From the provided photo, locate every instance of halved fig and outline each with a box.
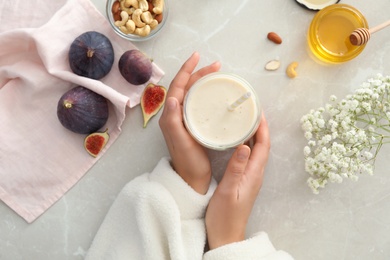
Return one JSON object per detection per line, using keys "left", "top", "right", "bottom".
{"left": 84, "top": 129, "right": 109, "bottom": 157}
{"left": 295, "top": 0, "right": 340, "bottom": 11}
{"left": 141, "top": 83, "right": 166, "bottom": 128}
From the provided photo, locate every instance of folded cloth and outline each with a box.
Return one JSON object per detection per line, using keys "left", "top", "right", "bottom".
{"left": 0, "top": 0, "right": 164, "bottom": 223}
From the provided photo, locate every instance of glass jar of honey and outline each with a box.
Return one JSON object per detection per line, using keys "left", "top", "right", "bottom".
{"left": 307, "top": 4, "right": 368, "bottom": 64}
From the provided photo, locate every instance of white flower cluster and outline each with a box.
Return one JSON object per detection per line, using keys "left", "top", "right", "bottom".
{"left": 300, "top": 74, "right": 390, "bottom": 194}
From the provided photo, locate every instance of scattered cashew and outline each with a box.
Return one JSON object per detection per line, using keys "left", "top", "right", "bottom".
{"left": 152, "top": 0, "right": 164, "bottom": 14}
{"left": 286, "top": 62, "right": 298, "bottom": 78}
{"left": 132, "top": 9, "right": 146, "bottom": 28}
{"left": 138, "top": 0, "right": 149, "bottom": 11}
{"left": 114, "top": 11, "right": 129, "bottom": 27}
{"left": 134, "top": 25, "right": 151, "bottom": 36}
{"left": 141, "top": 11, "right": 154, "bottom": 24}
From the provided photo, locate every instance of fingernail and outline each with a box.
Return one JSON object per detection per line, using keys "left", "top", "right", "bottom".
{"left": 237, "top": 146, "right": 249, "bottom": 161}
{"left": 191, "top": 51, "right": 199, "bottom": 59}
{"left": 212, "top": 61, "right": 220, "bottom": 66}
{"left": 167, "top": 98, "right": 177, "bottom": 110}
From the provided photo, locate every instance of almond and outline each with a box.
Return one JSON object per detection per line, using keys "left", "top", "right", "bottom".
{"left": 155, "top": 13, "right": 163, "bottom": 23}
{"left": 113, "top": 11, "right": 121, "bottom": 21}
{"left": 267, "top": 32, "right": 282, "bottom": 44}
{"left": 112, "top": 1, "right": 120, "bottom": 14}
{"left": 265, "top": 60, "right": 281, "bottom": 71}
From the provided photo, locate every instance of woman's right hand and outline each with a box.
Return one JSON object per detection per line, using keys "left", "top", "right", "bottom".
{"left": 205, "top": 114, "right": 271, "bottom": 249}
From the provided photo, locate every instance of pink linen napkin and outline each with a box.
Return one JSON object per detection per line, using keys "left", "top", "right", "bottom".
{"left": 0, "top": 0, "right": 164, "bottom": 223}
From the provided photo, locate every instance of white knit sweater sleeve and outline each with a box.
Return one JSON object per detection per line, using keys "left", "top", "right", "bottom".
{"left": 85, "top": 157, "right": 293, "bottom": 260}
{"left": 85, "top": 157, "right": 217, "bottom": 260}
{"left": 204, "top": 232, "right": 294, "bottom": 260}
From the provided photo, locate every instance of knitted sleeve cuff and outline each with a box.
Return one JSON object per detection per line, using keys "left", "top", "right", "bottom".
{"left": 204, "top": 232, "right": 294, "bottom": 260}
{"left": 149, "top": 157, "right": 217, "bottom": 220}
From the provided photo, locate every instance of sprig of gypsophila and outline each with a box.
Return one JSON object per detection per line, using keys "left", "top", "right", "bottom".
{"left": 300, "top": 74, "right": 390, "bottom": 194}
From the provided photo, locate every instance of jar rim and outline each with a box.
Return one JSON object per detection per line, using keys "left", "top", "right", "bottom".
{"left": 183, "top": 72, "right": 262, "bottom": 151}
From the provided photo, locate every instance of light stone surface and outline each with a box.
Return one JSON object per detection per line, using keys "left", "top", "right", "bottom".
{"left": 1, "top": 0, "right": 390, "bottom": 259}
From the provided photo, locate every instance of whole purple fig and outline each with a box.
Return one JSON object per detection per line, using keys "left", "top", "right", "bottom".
{"left": 57, "top": 86, "right": 109, "bottom": 134}
{"left": 118, "top": 50, "right": 152, "bottom": 85}
{"left": 68, "top": 31, "right": 114, "bottom": 80}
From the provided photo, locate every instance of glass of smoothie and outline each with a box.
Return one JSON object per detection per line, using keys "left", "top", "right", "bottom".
{"left": 183, "top": 72, "right": 261, "bottom": 151}
{"left": 307, "top": 4, "right": 368, "bottom": 65}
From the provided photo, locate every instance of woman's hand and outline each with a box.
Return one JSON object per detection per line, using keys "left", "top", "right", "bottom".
{"left": 159, "top": 52, "right": 221, "bottom": 194}
{"left": 205, "top": 114, "right": 270, "bottom": 249}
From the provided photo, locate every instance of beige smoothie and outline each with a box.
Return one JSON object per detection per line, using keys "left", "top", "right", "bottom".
{"left": 183, "top": 72, "right": 261, "bottom": 150}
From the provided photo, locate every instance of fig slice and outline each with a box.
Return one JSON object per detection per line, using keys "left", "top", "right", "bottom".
{"left": 84, "top": 129, "right": 109, "bottom": 157}
{"left": 141, "top": 83, "right": 167, "bottom": 128}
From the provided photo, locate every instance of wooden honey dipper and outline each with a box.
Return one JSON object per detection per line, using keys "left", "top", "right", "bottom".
{"left": 349, "top": 19, "right": 390, "bottom": 46}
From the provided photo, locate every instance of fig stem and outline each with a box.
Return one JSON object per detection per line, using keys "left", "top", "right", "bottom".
{"left": 87, "top": 49, "right": 95, "bottom": 58}
{"left": 64, "top": 100, "right": 73, "bottom": 109}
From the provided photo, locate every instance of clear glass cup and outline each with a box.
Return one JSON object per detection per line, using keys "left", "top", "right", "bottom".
{"left": 307, "top": 4, "right": 369, "bottom": 64}
{"left": 183, "top": 72, "right": 262, "bottom": 151}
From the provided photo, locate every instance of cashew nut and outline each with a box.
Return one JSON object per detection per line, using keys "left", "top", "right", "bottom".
{"left": 149, "top": 19, "right": 159, "bottom": 29}
{"left": 125, "top": 19, "right": 136, "bottom": 33}
{"left": 132, "top": 9, "right": 146, "bottom": 28}
{"left": 152, "top": 0, "right": 164, "bottom": 14}
{"left": 113, "top": 0, "right": 163, "bottom": 37}
{"left": 119, "top": 19, "right": 136, "bottom": 34}
{"left": 138, "top": 0, "right": 149, "bottom": 11}
{"left": 119, "top": 0, "right": 136, "bottom": 14}
{"left": 141, "top": 11, "right": 154, "bottom": 24}
{"left": 286, "top": 62, "right": 298, "bottom": 78}
{"left": 134, "top": 25, "right": 151, "bottom": 36}
{"left": 114, "top": 11, "right": 129, "bottom": 27}
{"left": 119, "top": 26, "right": 129, "bottom": 34}
{"left": 124, "top": 0, "right": 138, "bottom": 8}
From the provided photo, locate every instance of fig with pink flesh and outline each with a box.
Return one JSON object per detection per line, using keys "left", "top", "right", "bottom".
{"left": 57, "top": 86, "right": 109, "bottom": 134}
{"left": 69, "top": 31, "right": 114, "bottom": 80}
{"left": 141, "top": 83, "right": 166, "bottom": 127}
{"left": 118, "top": 50, "right": 153, "bottom": 85}
{"left": 84, "top": 129, "right": 109, "bottom": 157}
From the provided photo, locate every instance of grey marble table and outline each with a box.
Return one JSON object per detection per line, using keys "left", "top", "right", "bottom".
{"left": 1, "top": 0, "right": 389, "bottom": 259}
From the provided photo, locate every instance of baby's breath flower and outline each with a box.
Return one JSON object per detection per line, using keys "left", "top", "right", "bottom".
{"left": 304, "top": 131, "right": 313, "bottom": 140}
{"left": 301, "top": 74, "right": 390, "bottom": 194}
{"left": 304, "top": 146, "right": 311, "bottom": 156}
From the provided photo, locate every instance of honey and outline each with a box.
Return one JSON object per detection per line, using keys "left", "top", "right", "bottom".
{"left": 307, "top": 4, "right": 368, "bottom": 64}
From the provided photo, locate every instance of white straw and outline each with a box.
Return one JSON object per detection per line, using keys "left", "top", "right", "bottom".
{"left": 228, "top": 92, "right": 252, "bottom": 111}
